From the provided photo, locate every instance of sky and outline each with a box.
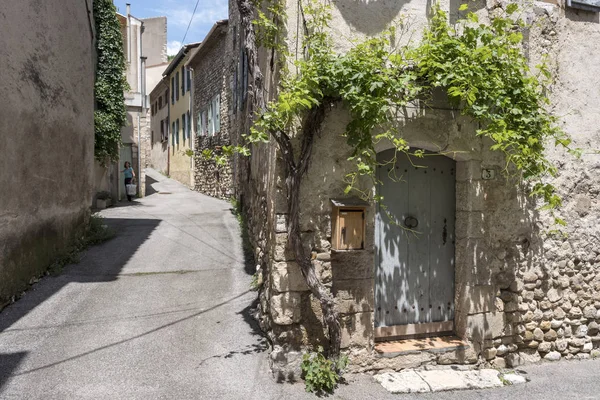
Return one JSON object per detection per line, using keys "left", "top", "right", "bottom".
{"left": 113, "top": 0, "right": 228, "bottom": 56}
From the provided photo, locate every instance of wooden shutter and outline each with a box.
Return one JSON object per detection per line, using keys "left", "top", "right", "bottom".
{"left": 215, "top": 95, "right": 220, "bottom": 133}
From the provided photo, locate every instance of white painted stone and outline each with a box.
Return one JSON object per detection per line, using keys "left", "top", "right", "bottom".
{"left": 501, "top": 373, "right": 527, "bottom": 385}
{"left": 544, "top": 351, "right": 561, "bottom": 361}
{"left": 417, "top": 369, "right": 503, "bottom": 392}
{"left": 374, "top": 371, "right": 430, "bottom": 394}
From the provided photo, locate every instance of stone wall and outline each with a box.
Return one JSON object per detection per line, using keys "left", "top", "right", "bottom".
{"left": 240, "top": 0, "right": 600, "bottom": 377}
{"left": 0, "top": 0, "right": 95, "bottom": 305}
{"left": 189, "top": 21, "right": 234, "bottom": 200}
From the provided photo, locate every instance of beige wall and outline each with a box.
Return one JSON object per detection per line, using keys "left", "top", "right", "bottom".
{"left": 141, "top": 16, "right": 168, "bottom": 66}
{"left": 166, "top": 53, "right": 195, "bottom": 187}
{"left": 0, "top": 0, "right": 95, "bottom": 304}
{"left": 149, "top": 81, "right": 170, "bottom": 175}
{"left": 243, "top": 0, "right": 600, "bottom": 376}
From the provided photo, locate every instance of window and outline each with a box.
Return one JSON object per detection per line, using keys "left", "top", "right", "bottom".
{"left": 165, "top": 89, "right": 169, "bottom": 106}
{"left": 175, "top": 72, "right": 180, "bottom": 101}
{"left": 213, "top": 95, "right": 221, "bottom": 133}
{"left": 160, "top": 119, "right": 165, "bottom": 141}
{"left": 182, "top": 113, "right": 186, "bottom": 142}
{"left": 158, "top": 96, "right": 162, "bottom": 109}
{"left": 172, "top": 121, "right": 175, "bottom": 146}
{"left": 186, "top": 111, "right": 191, "bottom": 138}
{"left": 171, "top": 77, "right": 175, "bottom": 104}
{"left": 198, "top": 109, "right": 207, "bottom": 136}
{"left": 175, "top": 119, "right": 180, "bottom": 145}
{"left": 207, "top": 102, "right": 213, "bottom": 136}
{"left": 233, "top": 25, "right": 237, "bottom": 51}
{"left": 187, "top": 69, "right": 192, "bottom": 93}
{"left": 181, "top": 67, "right": 185, "bottom": 93}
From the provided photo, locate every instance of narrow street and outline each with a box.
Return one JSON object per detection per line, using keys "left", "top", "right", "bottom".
{"left": 1, "top": 169, "right": 600, "bottom": 400}
{"left": 0, "top": 169, "right": 281, "bottom": 399}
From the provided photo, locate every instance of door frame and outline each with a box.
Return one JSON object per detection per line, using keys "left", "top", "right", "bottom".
{"left": 373, "top": 147, "right": 469, "bottom": 341}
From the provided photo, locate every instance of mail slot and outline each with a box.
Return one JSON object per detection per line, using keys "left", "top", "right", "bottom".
{"left": 331, "top": 198, "right": 368, "bottom": 250}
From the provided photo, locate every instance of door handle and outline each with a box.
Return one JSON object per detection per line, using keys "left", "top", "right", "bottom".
{"left": 404, "top": 216, "right": 418, "bottom": 229}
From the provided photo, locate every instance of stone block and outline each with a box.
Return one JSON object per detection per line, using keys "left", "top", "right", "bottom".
{"left": 456, "top": 160, "right": 482, "bottom": 181}
{"left": 270, "top": 292, "right": 302, "bottom": 325}
{"left": 455, "top": 211, "right": 485, "bottom": 239}
{"left": 456, "top": 285, "right": 495, "bottom": 314}
{"left": 272, "top": 261, "right": 309, "bottom": 293}
{"left": 331, "top": 250, "right": 374, "bottom": 280}
{"left": 456, "top": 180, "right": 485, "bottom": 211}
{"left": 333, "top": 278, "right": 374, "bottom": 313}
{"left": 544, "top": 351, "right": 561, "bottom": 361}
{"left": 274, "top": 233, "right": 294, "bottom": 261}
{"left": 340, "top": 311, "right": 373, "bottom": 348}
{"left": 465, "top": 312, "right": 508, "bottom": 340}
{"left": 436, "top": 347, "right": 478, "bottom": 365}
{"left": 455, "top": 239, "right": 496, "bottom": 286}
{"left": 270, "top": 346, "right": 303, "bottom": 382}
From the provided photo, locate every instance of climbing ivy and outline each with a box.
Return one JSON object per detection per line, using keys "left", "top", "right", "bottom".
{"left": 230, "top": 0, "right": 577, "bottom": 363}
{"left": 94, "top": 0, "right": 128, "bottom": 165}
{"left": 242, "top": 1, "right": 574, "bottom": 216}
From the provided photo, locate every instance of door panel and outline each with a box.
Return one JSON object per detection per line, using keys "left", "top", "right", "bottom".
{"left": 375, "top": 149, "right": 456, "bottom": 330}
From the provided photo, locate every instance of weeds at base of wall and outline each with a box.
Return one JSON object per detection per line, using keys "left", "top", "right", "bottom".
{"left": 230, "top": 197, "right": 259, "bottom": 290}
{"left": 301, "top": 346, "right": 349, "bottom": 394}
{"left": 0, "top": 215, "right": 115, "bottom": 312}
{"left": 48, "top": 215, "right": 115, "bottom": 275}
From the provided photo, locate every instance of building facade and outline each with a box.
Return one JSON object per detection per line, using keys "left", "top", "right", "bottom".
{"left": 187, "top": 20, "right": 236, "bottom": 200}
{"left": 94, "top": 5, "right": 166, "bottom": 204}
{"left": 232, "top": 0, "right": 600, "bottom": 378}
{"left": 161, "top": 43, "right": 201, "bottom": 187}
{"left": 0, "top": 0, "right": 95, "bottom": 306}
{"left": 148, "top": 78, "right": 170, "bottom": 175}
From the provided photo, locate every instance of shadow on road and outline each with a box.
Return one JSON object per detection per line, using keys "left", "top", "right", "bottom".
{"left": 0, "top": 217, "right": 160, "bottom": 390}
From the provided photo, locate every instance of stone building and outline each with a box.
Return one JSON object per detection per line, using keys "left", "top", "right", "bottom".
{"left": 0, "top": 0, "right": 95, "bottom": 307}
{"left": 187, "top": 20, "right": 237, "bottom": 200}
{"left": 160, "top": 42, "right": 201, "bottom": 187}
{"left": 94, "top": 5, "right": 166, "bottom": 204}
{"left": 232, "top": 0, "right": 600, "bottom": 377}
{"left": 148, "top": 77, "right": 170, "bottom": 175}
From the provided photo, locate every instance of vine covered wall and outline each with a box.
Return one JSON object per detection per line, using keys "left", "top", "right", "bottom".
{"left": 232, "top": 0, "right": 600, "bottom": 377}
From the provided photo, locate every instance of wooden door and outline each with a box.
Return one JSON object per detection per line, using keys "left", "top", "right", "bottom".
{"left": 375, "top": 149, "right": 456, "bottom": 337}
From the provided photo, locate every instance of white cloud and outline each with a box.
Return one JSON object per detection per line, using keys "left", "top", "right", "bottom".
{"left": 152, "top": 0, "right": 228, "bottom": 43}
{"left": 167, "top": 40, "right": 182, "bottom": 56}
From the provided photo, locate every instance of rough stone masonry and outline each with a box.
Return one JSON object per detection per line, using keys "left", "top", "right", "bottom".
{"left": 231, "top": 0, "right": 600, "bottom": 378}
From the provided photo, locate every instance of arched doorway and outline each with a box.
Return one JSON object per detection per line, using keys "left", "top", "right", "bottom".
{"left": 375, "top": 148, "right": 456, "bottom": 338}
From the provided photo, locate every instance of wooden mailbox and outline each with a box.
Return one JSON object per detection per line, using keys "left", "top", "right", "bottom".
{"left": 331, "top": 197, "right": 369, "bottom": 250}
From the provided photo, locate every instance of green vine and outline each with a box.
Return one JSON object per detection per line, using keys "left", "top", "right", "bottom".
{"left": 94, "top": 0, "right": 128, "bottom": 165}
{"left": 240, "top": 1, "right": 576, "bottom": 221}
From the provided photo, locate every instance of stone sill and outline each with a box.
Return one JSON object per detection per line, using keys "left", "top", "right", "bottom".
{"left": 375, "top": 336, "right": 469, "bottom": 358}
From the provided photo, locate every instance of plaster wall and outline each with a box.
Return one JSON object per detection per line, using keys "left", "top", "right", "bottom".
{"left": 249, "top": 0, "right": 600, "bottom": 376}
{"left": 0, "top": 0, "right": 95, "bottom": 304}
{"left": 148, "top": 82, "right": 170, "bottom": 175}
{"left": 141, "top": 16, "right": 168, "bottom": 66}
{"left": 166, "top": 53, "right": 194, "bottom": 188}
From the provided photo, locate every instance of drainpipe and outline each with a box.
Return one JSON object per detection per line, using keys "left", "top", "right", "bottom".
{"left": 126, "top": 3, "right": 131, "bottom": 63}
{"left": 188, "top": 66, "right": 195, "bottom": 186}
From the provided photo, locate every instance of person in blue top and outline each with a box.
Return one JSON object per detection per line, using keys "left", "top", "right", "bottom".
{"left": 122, "top": 161, "right": 136, "bottom": 202}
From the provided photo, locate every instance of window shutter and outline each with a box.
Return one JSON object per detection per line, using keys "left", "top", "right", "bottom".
{"left": 187, "top": 111, "right": 191, "bottom": 138}
{"left": 215, "top": 95, "right": 221, "bottom": 133}
{"left": 208, "top": 103, "right": 213, "bottom": 136}
{"left": 172, "top": 122, "right": 175, "bottom": 146}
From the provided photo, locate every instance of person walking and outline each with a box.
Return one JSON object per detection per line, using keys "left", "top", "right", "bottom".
{"left": 122, "top": 161, "right": 136, "bottom": 202}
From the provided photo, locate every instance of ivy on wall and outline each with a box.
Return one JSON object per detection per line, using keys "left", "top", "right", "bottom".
{"left": 93, "top": 0, "right": 128, "bottom": 165}
{"left": 232, "top": 0, "right": 578, "bottom": 364}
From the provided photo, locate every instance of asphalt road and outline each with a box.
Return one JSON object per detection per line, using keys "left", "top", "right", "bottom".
{"left": 1, "top": 169, "right": 599, "bottom": 399}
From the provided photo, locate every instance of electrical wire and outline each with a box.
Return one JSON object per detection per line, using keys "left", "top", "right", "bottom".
{"left": 180, "top": 0, "right": 201, "bottom": 46}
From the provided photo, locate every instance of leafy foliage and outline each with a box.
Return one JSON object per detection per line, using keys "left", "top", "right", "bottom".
{"left": 300, "top": 346, "right": 348, "bottom": 393}
{"left": 241, "top": 1, "right": 574, "bottom": 217}
{"left": 94, "top": 0, "right": 128, "bottom": 164}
